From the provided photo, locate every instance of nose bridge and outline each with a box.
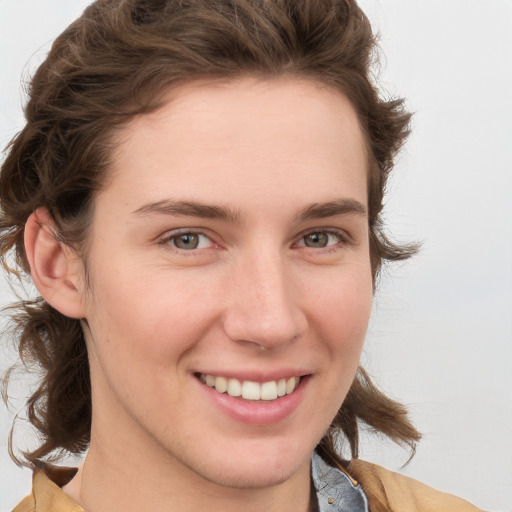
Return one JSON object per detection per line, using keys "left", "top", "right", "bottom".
{"left": 223, "top": 247, "right": 304, "bottom": 348}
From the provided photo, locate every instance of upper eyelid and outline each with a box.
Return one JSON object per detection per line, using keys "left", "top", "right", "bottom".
{"left": 158, "top": 227, "right": 214, "bottom": 240}
{"left": 157, "top": 228, "right": 218, "bottom": 249}
{"left": 299, "top": 227, "right": 346, "bottom": 235}
{"left": 294, "top": 227, "right": 351, "bottom": 243}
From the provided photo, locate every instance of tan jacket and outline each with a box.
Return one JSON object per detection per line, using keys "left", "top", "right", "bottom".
{"left": 12, "top": 459, "right": 484, "bottom": 512}
{"left": 348, "top": 459, "right": 485, "bottom": 512}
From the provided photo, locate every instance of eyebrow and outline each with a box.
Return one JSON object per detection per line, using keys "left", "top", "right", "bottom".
{"left": 296, "top": 198, "right": 367, "bottom": 221}
{"left": 132, "top": 200, "right": 243, "bottom": 224}
{"left": 132, "top": 197, "right": 366, "bottom": 223}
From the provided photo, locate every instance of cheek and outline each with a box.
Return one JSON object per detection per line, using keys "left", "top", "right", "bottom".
{"left": 301, "top": 267, "right": 373, "bottom": 433}
{"left": 307, "top": 265, "right": 373, "bottom": 346}
{"left": 85, "top": 265, "right": 218, "bottom": 366}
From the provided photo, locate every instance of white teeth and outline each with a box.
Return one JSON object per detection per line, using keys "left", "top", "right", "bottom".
{"left": 200, "top": 374, "right": 301, "bottom": 401}
{"left": 277, "top": 378, "right": 287, "bottom": 397}
{"left": 215, "top": 376, "right": 228, "bottom": 393}
{"left": 227, "top": 378, "right": 242, "bottom": 397}
{"left": 260, "top": 380, "right": 278, "bottom": 400}
{"left": 242, "top": 381, "right": 260, "bottom": 400}
{"left": 286, "top": 376, "right": 298, "bottom": 394}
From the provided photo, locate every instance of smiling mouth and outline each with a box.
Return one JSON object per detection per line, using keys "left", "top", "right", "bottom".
{"left": 198, "top": 373, "right": 301, "bottom": 401}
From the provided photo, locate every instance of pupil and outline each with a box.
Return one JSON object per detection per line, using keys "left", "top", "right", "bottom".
{"left": 306, "top": 232, "right": 328, "bottom": 247}
{"left": 176, "top": 234, "right": 199, "bottom": 249}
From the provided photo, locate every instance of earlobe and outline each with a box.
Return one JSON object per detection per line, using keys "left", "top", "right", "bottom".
{"left": 24, "top": 209, "right": 86, "bottom": 319}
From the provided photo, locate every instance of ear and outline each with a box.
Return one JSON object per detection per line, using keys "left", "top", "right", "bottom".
{"left": 24, "top": 209, "right": 87, "bottom": 319}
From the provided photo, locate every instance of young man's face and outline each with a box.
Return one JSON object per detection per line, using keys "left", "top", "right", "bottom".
{"left": 79, "top": 77, "right": 373, "bottom": 488}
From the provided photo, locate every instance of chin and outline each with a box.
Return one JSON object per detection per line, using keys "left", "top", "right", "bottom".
{"left": 197, "top": 457, "right": 303, "bottom": 489}
{"left": 173, "top": 439, "right": 313, "bottom": 490}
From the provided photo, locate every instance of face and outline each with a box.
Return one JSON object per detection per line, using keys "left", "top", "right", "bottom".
{"left": 79, "top": 77, "right": 373, "bottom": 489}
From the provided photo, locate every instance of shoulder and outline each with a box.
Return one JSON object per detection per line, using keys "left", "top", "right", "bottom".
{"left": 11, "top": 465, "right": 83, "bottom": 512}
{"left": 347, "top": 459, "right": 485, "bottom": 512}
{"left": 11, "top": 495, "right": 35, "bottom": 512}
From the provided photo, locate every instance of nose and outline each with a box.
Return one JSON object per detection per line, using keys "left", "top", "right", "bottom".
{"left": 222, "top": 251, "right": 307, "bottom": 350}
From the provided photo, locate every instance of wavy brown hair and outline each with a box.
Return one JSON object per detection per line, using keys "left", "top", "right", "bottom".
{"left": 0, "top": 0, "right": 420, "bottom": 466}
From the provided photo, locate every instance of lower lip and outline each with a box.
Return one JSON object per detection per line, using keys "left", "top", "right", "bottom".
{"left": 197, "top": 376, "right": 309, "bottom": 426}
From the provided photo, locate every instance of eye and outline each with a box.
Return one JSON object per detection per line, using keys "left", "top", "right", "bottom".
{"left": 297, "top": 230, "right": 345, "bottom": 249}
{"left": 166, "top": 232, "right": 213, "bottom": 250}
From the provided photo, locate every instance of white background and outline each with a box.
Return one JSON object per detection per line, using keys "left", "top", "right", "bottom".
{"left": 1, "top": 1, "right": 511, "bottom": 511}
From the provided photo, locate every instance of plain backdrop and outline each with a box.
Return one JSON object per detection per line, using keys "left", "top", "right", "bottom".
{"left": 1, "top": 1, "right": 511, "bottom": 511}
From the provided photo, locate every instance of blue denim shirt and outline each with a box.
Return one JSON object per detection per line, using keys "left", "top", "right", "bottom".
{"left": 311, "top": 452, "right": 369, "bottom": 512}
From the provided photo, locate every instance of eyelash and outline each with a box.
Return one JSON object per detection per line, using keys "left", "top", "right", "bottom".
{"left": 158, "top": 229, "right": 216, "bottom": 253}
{"left": 295, "top": 228, "right": 351, "bottom": 253}
{"left": 157, "top": 228, "right": 351, "bottom": 254}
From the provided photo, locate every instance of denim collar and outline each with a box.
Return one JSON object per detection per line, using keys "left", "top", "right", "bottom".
{"left": 311, "top": 452, "right": 369, "bottom": 512}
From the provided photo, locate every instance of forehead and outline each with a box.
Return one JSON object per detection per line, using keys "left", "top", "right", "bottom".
{"left": 104, "top": 76, "right": 368, "bottom": 213}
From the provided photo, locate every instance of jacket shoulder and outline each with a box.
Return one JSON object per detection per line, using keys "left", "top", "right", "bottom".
{"left": 11, "top": 495, "right": 35, "bottom": 512}
{"left": 347, "top": 459, "right": 484, "bottom": 512}
{"left": 10, "top": 465, "right": 83, "bottom": 512}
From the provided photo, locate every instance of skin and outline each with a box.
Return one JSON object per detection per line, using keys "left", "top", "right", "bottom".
{"left": 48, "top": 77, "right": 373, "bottom": 512}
